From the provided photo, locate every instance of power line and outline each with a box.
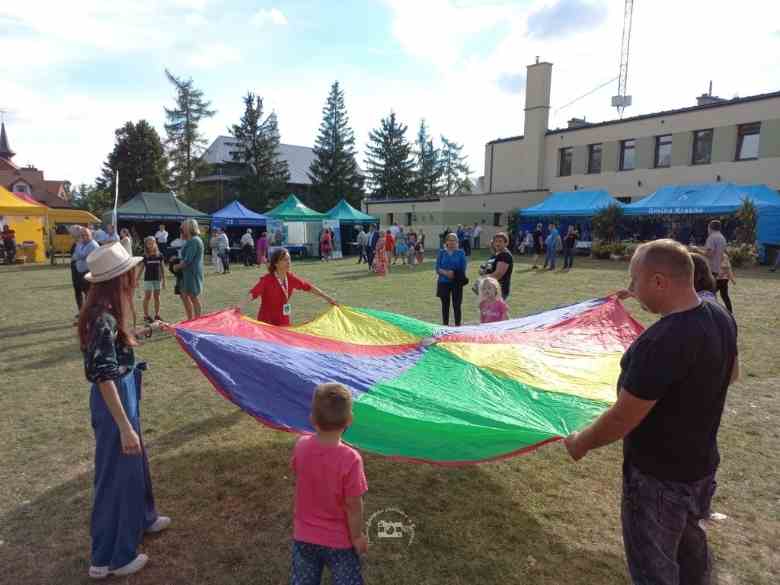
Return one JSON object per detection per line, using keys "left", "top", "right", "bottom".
{"left": 553, "top": 76, "right": 619, "bottom": 115}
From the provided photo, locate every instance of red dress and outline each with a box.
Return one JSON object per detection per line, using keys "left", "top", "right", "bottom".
{"left": 249, "top": 271, "right": 312, "bottom": 326}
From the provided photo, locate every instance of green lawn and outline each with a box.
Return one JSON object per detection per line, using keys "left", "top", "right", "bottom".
{"left": 1, "top": 253, "right": 778, "bottom": 584}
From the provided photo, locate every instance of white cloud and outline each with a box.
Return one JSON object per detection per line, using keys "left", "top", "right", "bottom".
{"left": 184, "top": 12, "right": 208, "bottom": 27}
{"left": 188, "top": 43, "right": 242, "bottom": 69}
{"left": 251, "top": 8, "right": 288, "bottom": 27}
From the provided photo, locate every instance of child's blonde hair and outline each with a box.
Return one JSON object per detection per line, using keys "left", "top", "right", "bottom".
{"left": 478, "top": 277, "right": 501, "bottom": 303}
{"left": 311, "top": 383, "right": 353, "bottom": 431}
{"left": 144, "top": 236, "right": 160, "bottom": 257}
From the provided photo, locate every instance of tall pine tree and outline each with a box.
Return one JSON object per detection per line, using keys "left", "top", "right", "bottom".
{"left": 308, "top": 81, "right": 364, "bottom": 209}
{"left": 164, "top": 69, "right": 216, "bottom": 199}
{"left": 438, "top": 136, "right": 471, "bottom": 196}
{"left": 96, "top": 120, "right": 168, "bottom": 203}
{"left": 230, "top": 92, "right": 290, "bottom": 210}
{"left": 364, "top": 111, "right": 415, "bottom": 199}
{"left": 413, "top": 119, "right": 442, "bottom": 198}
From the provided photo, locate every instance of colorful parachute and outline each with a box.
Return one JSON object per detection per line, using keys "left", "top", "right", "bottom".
{"left": 174, "top": 297, "right": 643, "bottom": 465}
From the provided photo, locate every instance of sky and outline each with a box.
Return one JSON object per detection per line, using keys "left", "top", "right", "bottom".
{"left": 2, "top": 0, "right": 779, "bottom": 189}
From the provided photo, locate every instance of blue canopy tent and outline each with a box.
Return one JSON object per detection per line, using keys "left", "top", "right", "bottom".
{"left": 518, "top": 190, "right": 625, "bottom": 243}
{"left": 211, "top": 201, "right": 268, "bottom": 228}
{"left": 624, "top": 183, "right": 780, "bottom": 261}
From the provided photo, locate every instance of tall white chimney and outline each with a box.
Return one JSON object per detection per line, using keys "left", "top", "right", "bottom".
{"left": 524, "top": 61, "right": 552, "bottom": 190}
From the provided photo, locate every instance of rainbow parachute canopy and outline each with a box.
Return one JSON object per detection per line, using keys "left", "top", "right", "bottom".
{"left": 174, "top": 298, "right": 642, "bottom": 465}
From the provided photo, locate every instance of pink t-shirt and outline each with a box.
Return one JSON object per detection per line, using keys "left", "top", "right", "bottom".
{"left": 480, "top": 298, "right": 509, "bottom": 323}
{"left": 291, "top": 435, "right": 368, "bottom": 549}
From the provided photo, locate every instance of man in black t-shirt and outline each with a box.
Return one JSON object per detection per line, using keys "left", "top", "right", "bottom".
{"left": 483, "top": 232, "right": 513, "bottom": 299}
{"left": 564, "top": 239, "right": 738, "bottom": 585}
{"left": 562, "top": 225, "right": 579, "bottom": 270}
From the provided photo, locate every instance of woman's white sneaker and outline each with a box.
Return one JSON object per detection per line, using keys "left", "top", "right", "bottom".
{"left": 88, "top": 565, "right": 109, "bottom": 580}
{"left": 112, "top": 554, "right": 149, "bottom": 577}
{"left": 146, "top": 515, "right": 171, "bottom": 533}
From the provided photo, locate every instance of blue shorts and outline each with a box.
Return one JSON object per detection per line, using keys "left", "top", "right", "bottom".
{"left": 290, "top": 541, "right": 363, "bottom": 585}
{"left": 143, "top": 280, "right": 161, "bottom": 292}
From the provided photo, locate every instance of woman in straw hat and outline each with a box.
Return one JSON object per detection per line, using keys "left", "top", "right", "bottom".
{"left": 172, "top": 219, "right": 204, "bottom": 320}
{"left": 77, "top": 242, "right": 170, "bottom": 579}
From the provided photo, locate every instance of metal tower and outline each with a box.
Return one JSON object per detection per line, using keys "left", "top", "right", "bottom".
{"left": 611, "top": 0, "right": 635, "bottom": 118}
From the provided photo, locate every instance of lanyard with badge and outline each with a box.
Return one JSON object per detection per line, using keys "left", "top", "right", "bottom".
{"left": 277, "top": 274, "right": 292, "bottom": 316}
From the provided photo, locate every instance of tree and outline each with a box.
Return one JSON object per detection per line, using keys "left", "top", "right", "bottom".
{"left": 308, "top": 81, "right": 364, "bottom": 209}
{"left": 164, "top": 69, "right": 216, "bottom": 199}
{"left": 72, "top": 183, "right": 113, "bottom": 217}
{"left": 413, "top": 119, "right": 442, "bottom": 198}
{"left": 229, "top": 92, "right": 290, "bottom": 211}
{"left": 735, "top": 199, "right": 758, "bottom": 245}
{"left": 592, "top": 202, "right": 625, "bottom": 242}
{"left": 438, "top": 136, "right": 471, "bottom": 196}
{"left": 364, "top": 111, "right": 415, "bottom": 199}
{"left": 96, "top": 120, "right": 168, "bottom": 203}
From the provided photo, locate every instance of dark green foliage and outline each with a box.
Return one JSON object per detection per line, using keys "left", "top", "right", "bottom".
{"left": 413, "top": 119, "right": 442, "bottom": 198}
{"left": 438, "top": 136, "right": 471, "bottom": 196}
{"left": 364, "top": 111, "right": 415, "bottom": 199}
{"left": 308, "top": 82, "right": 364, "bottom": 209}
{"left": 230, "top": 92, "right": 290, "bottom": 211}
{"left": 96, "top": 120, "right": 168, "bottom": 203}
{"left": 592, "top": 203, "right": 625, "bottom": 242}
{"left": 164, "top": 69, "right": 216, "bottom": 199}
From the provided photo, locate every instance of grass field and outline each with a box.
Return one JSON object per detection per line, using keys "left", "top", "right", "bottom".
{"left": 1, "top": 252, "right": 778, "bottom": 585}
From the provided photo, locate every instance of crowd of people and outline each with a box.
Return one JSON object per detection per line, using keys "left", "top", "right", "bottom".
{"left": 54, "top": 208, "right": 759, "bottom": 584}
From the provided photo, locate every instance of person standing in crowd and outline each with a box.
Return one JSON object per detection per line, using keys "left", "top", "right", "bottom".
{"left": 209, "top": 230, "right": 223, "bottom": 274}
{"left": 384, "top": 228, "right": 395, "bottom": 274}
{"left": 103, "top": 224, "right": 119, "bottom": 246}
{"left": 562, "top": 225, "right": 579, "bottom": 271}
{"left": 141, "top": 236, "right": 165, "bottom": 323}
{"left": 416, "top": 230, "right": 426, "bottom": 265}
{"left": 406, "top": 230, "right": 418, "bottom": 266}
{"left": 289, "top": 383, "right": 368, "bottom": 585}
{"left": 531, "top": 223, "right": 544, "bottom": 269}
{"left": 716, "top": 251, "right": 736, "bottom": 313}
{"left": 691, "top": 252, "right": 718, "bottom": 303}
{"left": 320, "top": 228, "right": 333, "bottom": 262}
{"left": 395, "top": 227, "right": 408, "bottom": 265}
{"left": 78, "top": 243, "right": 171, "bottom": 579}
{"left": 373, "top": 231, "right": 388, "bottom": 276}
{"left": 2, "top": 224, "right": 17, "bottom": 264}
{"left": 565, "top": 239, "right": 738, "bottom": 585}
{"left": 93, "top": 224, "right": 107, "bottom": 245}
{"left": 463, "top": 225, "right": 472, "bottom": 257}
{"left": 356, "top": 226, "right": 368, "bottom": 264}
{"left": 435, "top": 233, "right": 468, "bottom": 326}
{"left": 71, "top": 227, "right": 100, "bottom": 321}
{"left": 119, "top": 228, "right": 133, "bottom": 256}
{"left": 482, "top": 232, "right": 514, "bottom": 300}
{"left": 173, "top": 219, "right": 204, "bottom": 320}
{"left": 702, "top": 220, "right": 731, "bottom": 313}
{"left": 240, "top": 228, "right": 255, "bottom": 267}
{"left": 478, "top": 276, "right": 509, "bottom": 323}
{"left": 240, "top": 248, "right": 337, "bottom": 326}
{"left": 154, "top": 224, "right": 169, "bottom": 259}
{"left": 256, "top": 230, "right": 269, "bottom": 266}
{"left": 771, "top": 251, "right": 780, "bottom": 272}
{"left": 216, "top": 228, "right": 230, "bottom": 274}
{"left": 472, "top": 221, "right": 482, "bottom": 251}
{"left": 543, "top": 223, "right": 560, "bottom": 270}
{"left": 366, "top": 225, "right": 378, "bottom": 270}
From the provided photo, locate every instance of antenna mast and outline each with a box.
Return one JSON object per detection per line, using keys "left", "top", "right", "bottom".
{"left": 611, "top": 0, "right": 635, "bottom": 118}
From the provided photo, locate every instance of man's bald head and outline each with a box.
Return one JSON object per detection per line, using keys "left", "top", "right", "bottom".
{"left": 633, "top": 239, "right": 693, "bottom": 284}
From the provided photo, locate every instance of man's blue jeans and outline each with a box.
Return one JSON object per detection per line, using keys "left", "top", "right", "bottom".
{"left": 622, "top": 464, "right": 716, "bottom": 585}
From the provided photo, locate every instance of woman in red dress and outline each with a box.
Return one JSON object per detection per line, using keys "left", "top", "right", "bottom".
{"left": 320, "top": 229, "right": 333, "bottom": 262}
{"left": 240, "top": 248, "right": 337, "bottom": 326}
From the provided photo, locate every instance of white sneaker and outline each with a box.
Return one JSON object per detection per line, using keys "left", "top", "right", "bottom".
{"left": 88, "top": 565, "right": 109, "bottom": 580}
{"left": 146, "top": 515, "right": 171, "bottom": 533}
{"left": 112, "top": 554, "right": 148, "bottom": 577}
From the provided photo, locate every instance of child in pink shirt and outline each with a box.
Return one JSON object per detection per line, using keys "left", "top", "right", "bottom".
{"left": 479, "top": 277, "right": 509, "bottom": 323}
{"left": 290, "top": 383, "right": 368, "bottom": 585}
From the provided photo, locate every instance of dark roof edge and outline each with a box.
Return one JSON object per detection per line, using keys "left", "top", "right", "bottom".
{"left": 365, "top": 197, "right": 441, "bottom": 204}
{"left": 487, "top": 90, "right": 780, "bottom": 145}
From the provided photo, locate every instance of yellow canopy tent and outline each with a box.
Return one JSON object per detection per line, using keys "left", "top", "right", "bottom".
{"left": 0, "top": 186, "right": 47, "bottom": 262}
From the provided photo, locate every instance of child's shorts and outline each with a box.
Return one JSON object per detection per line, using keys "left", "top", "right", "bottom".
{"left": 144, "top": 280, "right": 162, "bottom": 292}
{"left": 291, "top": 541, "right": 363, "bottom": 585}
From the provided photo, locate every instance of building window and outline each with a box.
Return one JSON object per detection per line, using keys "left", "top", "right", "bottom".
{"left": 558, "top": 147, "right": 573, "bottom": 177}
{"left": 405, "top": 212, "right": 413, "bottom": 226}
{"left": 619, "top": 139, "right": 636, "bottom": 171}
{"left": 13, "top": 183, "right": 29, "bottom": 193}
{"left": 388, "top": 213, "right": 394, "bottom": 225}
{"left": 493, "top": 212, "right": 502, "bottom": 227}
{"left": 692, "top": 129, "right": 713, "bottom": 165}
{"left": 654, "top": 135, "right": 672, "bottom": 168}
{"left": 587, "top": 144, "right": 602, "bottom": 174}
{"left": 736, "top": 122, "right": 761, "bottom": 161}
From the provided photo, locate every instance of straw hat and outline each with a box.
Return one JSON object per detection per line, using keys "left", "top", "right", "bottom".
{"left": 85, "top": 241, "right": 143, "bottom": 283}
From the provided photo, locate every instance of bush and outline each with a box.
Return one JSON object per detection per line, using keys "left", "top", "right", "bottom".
{"left": 592, "top": 203, "right": 625, "bottom": 242}
{"left": 591, "top": 241, "right": 612, "bottom": 259}
{"left": 727, "top": 243, "right": 757, "bottom": 268}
